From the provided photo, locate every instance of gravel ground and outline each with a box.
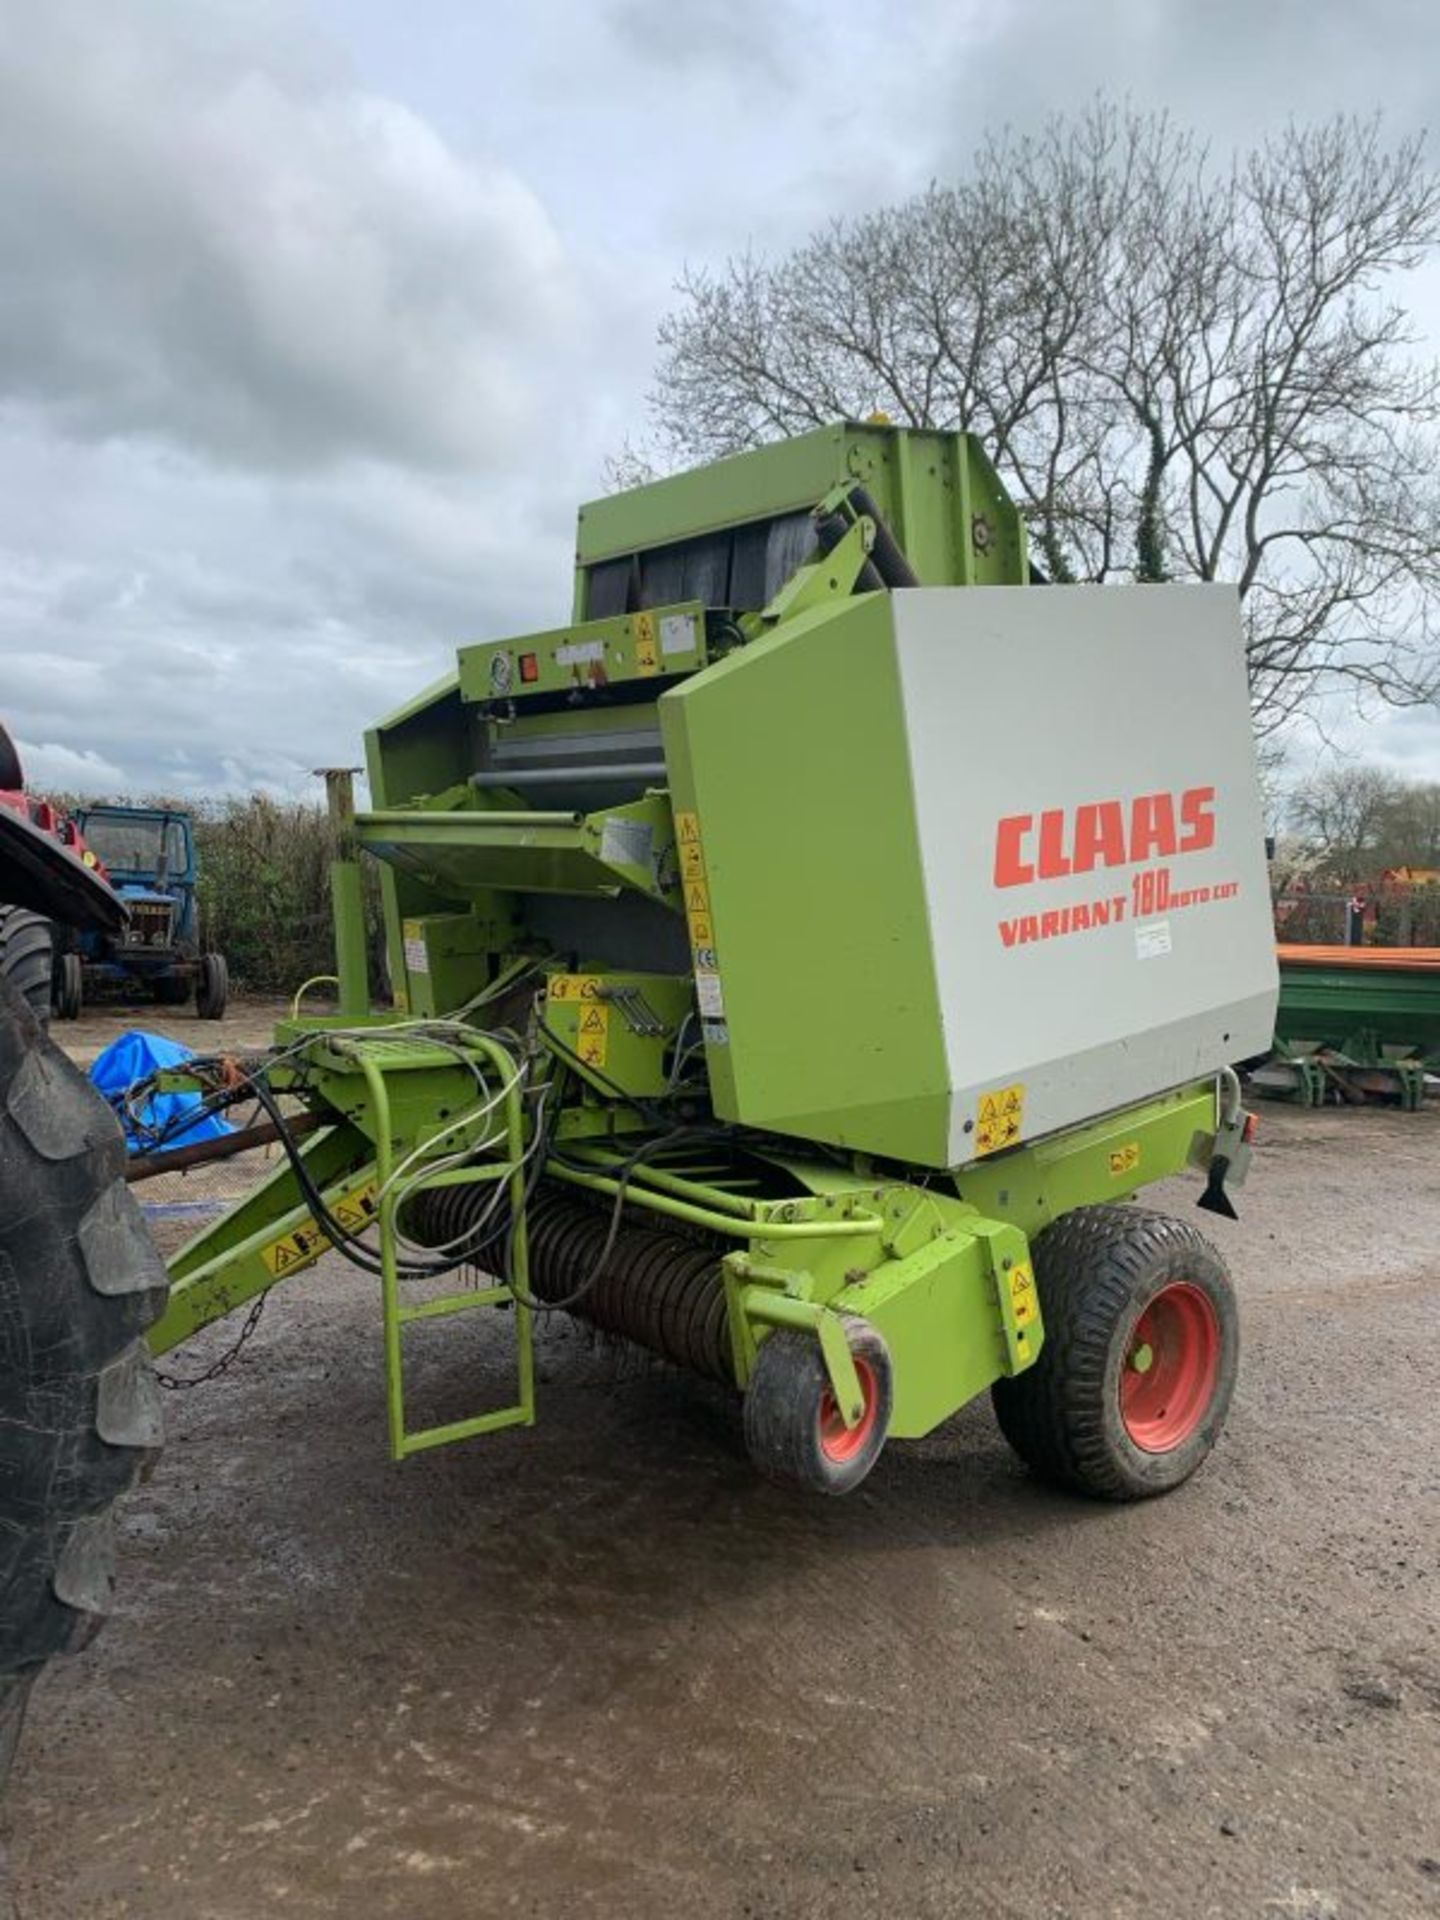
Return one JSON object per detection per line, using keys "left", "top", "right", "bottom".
{"left": 58, "top": 996, "right": 290, "bottom": 1072}
{"left": 7, "top": 1014, "right": 1439, "bottom": 1919}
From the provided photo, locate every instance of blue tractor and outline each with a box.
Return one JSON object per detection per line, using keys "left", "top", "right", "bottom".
{"left": 59, "top": 805, "right": 228, "bottom": 1020}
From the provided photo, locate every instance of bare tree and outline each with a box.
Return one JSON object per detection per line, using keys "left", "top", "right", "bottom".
{"left": 638, "top": 104, "right": 1440, "bottom": 736}
{"left": 1288, "top": 765, "right": 1406, "bottom": 881}
{"left": 1372, "top": 779, "right": 1440, "bottom": 869}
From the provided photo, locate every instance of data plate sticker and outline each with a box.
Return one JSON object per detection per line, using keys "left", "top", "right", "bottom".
{"left": 695, "top": 971, "right": 725, "bottom": 1018}
{"left": 660, "top": 612, "right": 698, "bottom": 657}
{"left": 402, "top": 920, "right": 429, "bottom": 974}
{"left": 600, "top": 817, "right": 654, "bottom": 870}
{"left": 1135, "top": 918, "right": 1173, "bottom": 960}
{"left": 555, "top": 639, "right": 605, "bottom": 667}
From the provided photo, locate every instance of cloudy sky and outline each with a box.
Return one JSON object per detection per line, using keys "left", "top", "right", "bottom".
{"left": 2, "top": 0, "right": 1438, "bottom": 799}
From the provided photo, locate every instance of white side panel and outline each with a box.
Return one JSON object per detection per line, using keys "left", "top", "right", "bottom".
{"left": 892, "top": 585, "right": 1278, "bottom": 1164}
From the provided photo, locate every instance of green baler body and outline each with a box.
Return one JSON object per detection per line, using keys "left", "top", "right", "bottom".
{"left": 658, "top": 592, "right": 950, "bottom": 1162}
{"left": 155, "top": 422, "right": 1266, "bottom": 1470}
{"left": 359, "top": 429, "right": 1013, "bottom": 1169}
{"left": 572, "top": 421, "right": 1026, "bottom": 609}
{"left": 363, "top": 422, "right": 1023, "bottom": 1033}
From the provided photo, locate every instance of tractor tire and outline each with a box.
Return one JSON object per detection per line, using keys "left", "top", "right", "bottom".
{"left": 196, "top": 952, "right": 228, "bottom": 1021}
{"left": 0, "top": 974, "right": 167, "bottom": 1791}
{"left": 743, "top": 1314, "right": 892, "bottom": 1496}
{"left": 0, "top": 910, "right": 53, "bottom": 1028}
{"left": 991, "top": 1205, "right": 1238, "bottom": 1500}
{"left": 52, "top": 953, "right": 82, "bottom": 1023}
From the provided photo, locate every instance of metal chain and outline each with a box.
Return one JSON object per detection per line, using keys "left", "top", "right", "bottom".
{"left": 156, "top": 1292, "right": 267, "bottom": 1391}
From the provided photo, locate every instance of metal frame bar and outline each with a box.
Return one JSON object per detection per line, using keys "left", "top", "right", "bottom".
{"left": 544, "top": 1155, "right": 883, "bottom": 1239}
{"left": 346, "top": 1034, "right": 535, "bottom": 1460}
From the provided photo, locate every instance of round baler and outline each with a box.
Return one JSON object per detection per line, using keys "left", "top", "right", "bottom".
{"left": 142, "top": 421, "right": 1276, "bottom": 1505}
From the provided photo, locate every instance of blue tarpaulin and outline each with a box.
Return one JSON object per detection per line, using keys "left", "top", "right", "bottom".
{"left": 89, "top": 1030, "right": 232, "bottom": 1156}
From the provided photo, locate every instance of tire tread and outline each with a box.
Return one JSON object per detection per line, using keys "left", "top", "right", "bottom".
{"left": 0, "top": 972, "right": 168, "bottom": 1779}
{"left": 0, "top": 909, "right": 53, "bottom": 1027}
{"left": 992, "top": 1205, "right": 1236, "bottom": 1500}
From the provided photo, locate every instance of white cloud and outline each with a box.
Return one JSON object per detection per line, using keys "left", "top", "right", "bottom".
{"left": 0, "top": 3, "right": 612, "bottom": 797}
{"left": 1309, "top": 698, "right": 1440, "bottom": 784}
{"left": 15, "top": 739, "right": 130, "bottom": 794}
{"left": 0, "top": 0, "right": 1434, "bottom": 806}
{"left": 0, "top": 0, "right": 574, "bottom": 472}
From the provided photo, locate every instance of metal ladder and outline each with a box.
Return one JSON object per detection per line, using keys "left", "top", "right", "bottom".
{"left": 345, "top": 1033, "right": 535, "bottom": 1460}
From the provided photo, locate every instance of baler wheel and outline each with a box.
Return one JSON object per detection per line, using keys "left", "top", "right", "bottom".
{"left": 991, "top": 1206, "right": 1238, "bottom": 1500}
{"left": 743, "top": 1315, "right": 892, "bottom": 1496}
{"left": 0, "top": 975, "right": 168, "bottom": 1789}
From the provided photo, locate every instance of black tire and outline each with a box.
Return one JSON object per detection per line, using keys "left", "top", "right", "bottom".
{"left": 0, "top": 910, "right": 53, "bottom": 1028}
{"left": 52, "top": 952, "right": 82, "bottom": 1023}
{"left": 196, "top": 952, "right": 228, "bottom": 1021}
{"left": 991, "top": 1205, "right": 1238, "bottom": 1500}
{"left": 743, "top": 1314, "right": 892, "bottom": 1495}
{"left": 0, "top": 975, "right": 168, "bottom": 1788}
{"left": 0, "top": 727, "right": 21, "bottom": 793}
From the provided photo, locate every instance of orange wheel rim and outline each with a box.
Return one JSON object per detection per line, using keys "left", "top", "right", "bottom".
{"left": 819, "top": 1358, "right": 878, "bottom": 1463}
{"left": 1120, "top": 1283, "right": 1220, "bottom": 1453}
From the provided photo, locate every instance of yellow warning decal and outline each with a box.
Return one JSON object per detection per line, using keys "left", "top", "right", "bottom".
{"left": 261, "top": 1180, "right": 378, "bottom": 1278}
{"left": 576, "top": 1001, "right": 610, "bottom": 1068}
{"left": 330, "top": 1184, "right": 380, "bottom": 1236}
{"left": 1008, "top": 1260, "right": 1038, "bottom": 1327}
{"left": 633, "top": 612, "right": 658, "bottom": 675}
{"left": 975, "top": 1082, "right": 1026, "bottom": 1157}
{"left": 262, "top": 1225, "right": 327, "bottom": 1278}
{"left": 680, "top": 838, "right": 706, "bottom": 882}
{"left": 674, "top": 810, "right": 708, "bottom": 879}
{"left": 683, "top": 866, "right": 715, "bottom": 945}
{"left": 681, "top": 866, "right": 716, "bottom": 953}
{"left": 1108, "top": 1141, "right": 1141, "bottom": 1178}
{"left": 548, "top": 973, "right": 602, "bottom": 1002}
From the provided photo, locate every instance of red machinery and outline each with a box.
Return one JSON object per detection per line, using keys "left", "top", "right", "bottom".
{"left": 0, "top": 725, "right": 115, "bottom": 1020}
